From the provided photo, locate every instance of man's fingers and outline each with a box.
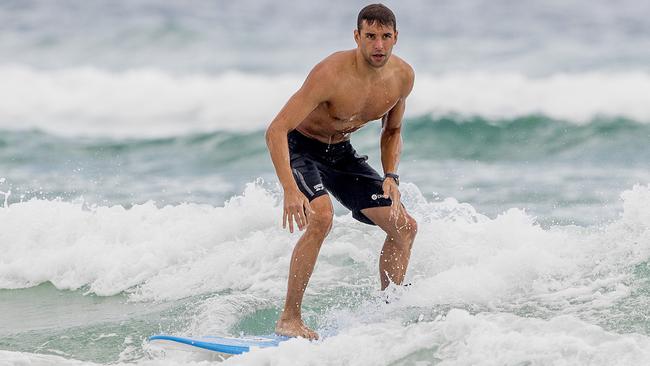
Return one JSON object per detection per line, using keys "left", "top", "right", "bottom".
{"left": 391, "top": 204, "right": 400, "bottom": 219}
{"left": 305, "top": 199, "right": 315, "bottom": 215}
{"left": 389, "top": 193, "right": 403, "bottom": 223}
{"left": 290, "top": 205, "right": 305, "bottom": 231}
{"left": 303, "top": 201, "right": 311, "bottom": 225}
{"left": 288, "top": 212, "right": 295, "bottom": 233}
{"left": 389, "top": 206, "right": 398, "bottom": 223}
{"left": 301, "top": 212, "right": 307, "bottom": 229}
{"left": 286, "top": 204, "right": 310, "bottom": 232}
{"left": 399, "top": 203, "right": 406, "bottom": 221}
{"left": 383, "top": 184, "right": 392, "bottom": 199}
{"left": 296, "top": 208, "right": 306, "bottom": 230}
{"left": 389, "top": 187, "right": 400, "bottom": 201}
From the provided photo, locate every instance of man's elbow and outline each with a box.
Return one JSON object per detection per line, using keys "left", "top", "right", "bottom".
{"left": 265, "top": 122, "right": 286, "bottom": 148}
{"left": 382, "top": 126, "right": 402, "bottom": 136}
{"left": 265, "top": 126, "right": 275, "bottom": 148}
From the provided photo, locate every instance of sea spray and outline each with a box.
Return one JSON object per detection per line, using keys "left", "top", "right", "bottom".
{"left": 0, "top": 177, "right": 10, "bottom": 208}
{"left": 1, "top": 183, "right": 649, "bottom": 365}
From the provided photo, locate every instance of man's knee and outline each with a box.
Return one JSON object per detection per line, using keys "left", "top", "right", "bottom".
{"left": 406, "top": 215, "right": 418, "bottom": 236}
{"left": 405, "top": 216, "right": 417, "bottom": 248}
{"left": 309, "top": 202, "right": 333, "bottom": 236}
{"left": 390, "top": 215, "right": 417, "bottom": 245}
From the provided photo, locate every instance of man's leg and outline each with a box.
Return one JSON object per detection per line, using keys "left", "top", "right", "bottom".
{"left": 276, "top": 194, "right": 333, "bottom": 340}
{"left": 361, "top": 206, "right": 418, "bottom": 290}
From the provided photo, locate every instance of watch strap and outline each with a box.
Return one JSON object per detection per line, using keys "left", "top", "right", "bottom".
{"left": 384, "top": 173, "right": 399, "bottom": 185}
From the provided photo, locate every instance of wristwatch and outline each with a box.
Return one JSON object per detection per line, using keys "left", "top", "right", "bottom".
{"left": 384, "top": 173, "right": 399, "bottom": 185}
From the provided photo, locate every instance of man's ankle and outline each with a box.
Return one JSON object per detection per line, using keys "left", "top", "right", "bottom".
{"left": 278, "top": 311, "right": 301, "bottom": 322}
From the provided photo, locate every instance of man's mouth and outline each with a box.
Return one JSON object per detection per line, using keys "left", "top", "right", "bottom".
{"left": 372, "top": 54, "right": 385, "bottom": 61}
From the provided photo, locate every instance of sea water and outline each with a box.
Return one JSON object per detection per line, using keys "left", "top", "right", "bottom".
{"left": 1, "top": 1, "right": 650, "bottom": 365}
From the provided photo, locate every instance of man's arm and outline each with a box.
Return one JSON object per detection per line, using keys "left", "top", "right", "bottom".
{"left": 380, "top": 97, "right": 405, "bottom": 176}
{"left": 380, "top": 65, "right": 414, "bottom": 221}
{"left": 265, "top": 64, "right": 332, "bottom": 232}
{"left": 381, "top": 65, "right": 414, "bottom": 176}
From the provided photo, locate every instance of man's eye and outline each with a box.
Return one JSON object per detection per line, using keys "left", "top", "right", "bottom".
{"left": 383, "top": 34, "right": 392, "bottom": 39}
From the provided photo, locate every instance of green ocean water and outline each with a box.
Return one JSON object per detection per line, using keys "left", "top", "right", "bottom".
{"left": 2, "top": 114, "right": 650, "bottom": 364}
{"left": 2, "top": 114, "right": 648, "bottom": 225}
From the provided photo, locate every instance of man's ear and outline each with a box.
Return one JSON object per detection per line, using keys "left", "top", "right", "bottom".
{"left": 394, "top": 30, "right": 398, "bottom": 45}
{"left": 354, "top": 29, "right": 360, "bottom": 45}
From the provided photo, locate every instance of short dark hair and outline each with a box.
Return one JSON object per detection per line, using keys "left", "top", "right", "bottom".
{"left": 357, "top": 4, "right": 396, "bottom": 32}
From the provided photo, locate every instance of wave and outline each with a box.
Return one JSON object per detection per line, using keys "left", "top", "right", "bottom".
{"left": 1, "top": 65, "right": 650, "bottom": 137}
{"left": 2, "top": 183, "right": 650, "bottom": 364}
{"left": 1, "top": 183, "right": 649, "bottom": 310}
{"left": 400, "top": 115, "right": 650, "bottom": 162}
{"left": 4, "top": 310, "right": 650, "bottom": 365}
{"left": 1, "top": 115, "right": 648, "bottom": 164}
{"left": 224, "top": 311, "right": 650, "bottom": 365}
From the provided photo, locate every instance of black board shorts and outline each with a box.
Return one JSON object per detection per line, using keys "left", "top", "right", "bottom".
{"left": 288, "top": 129, "right": 392, "bottom": 225}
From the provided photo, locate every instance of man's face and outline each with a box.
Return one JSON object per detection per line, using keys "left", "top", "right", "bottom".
{"left": 354, "top": 20, "right": 398, "bottom": 68}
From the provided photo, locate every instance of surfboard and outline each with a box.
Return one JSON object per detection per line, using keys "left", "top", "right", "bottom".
{"left": 148, "top": 334, "right": 289, "bottom": 359}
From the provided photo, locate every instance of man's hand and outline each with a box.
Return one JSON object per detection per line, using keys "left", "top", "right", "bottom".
{"left": 283, "top": 187, "right": 314, "bottom": 233}
{"left": 382, "top": 178, "right": 407, "bottom": 224}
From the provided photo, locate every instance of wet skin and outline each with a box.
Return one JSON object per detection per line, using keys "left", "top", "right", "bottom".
{"left": 266, "top": 20, "right": 418, "bottom": 340}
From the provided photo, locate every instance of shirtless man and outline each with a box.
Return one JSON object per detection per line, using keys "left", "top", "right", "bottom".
{"left": 265, "top": 4, "right": 417, "bottom": 340}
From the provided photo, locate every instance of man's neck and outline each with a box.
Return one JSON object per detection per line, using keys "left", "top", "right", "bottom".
{"left": 353, "top": 49, "right": 386, "bottom": 79}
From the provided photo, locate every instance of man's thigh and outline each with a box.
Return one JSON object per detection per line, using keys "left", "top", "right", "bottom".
{"left": 361, "top": 205, "right": 415, "bottom": 236}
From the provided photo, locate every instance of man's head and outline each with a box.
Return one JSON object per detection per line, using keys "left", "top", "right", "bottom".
{"left": 354, "top": 4, "right": 398, "bottom": 68}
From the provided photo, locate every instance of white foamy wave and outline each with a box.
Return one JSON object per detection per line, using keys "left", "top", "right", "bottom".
{"left": 1, "top": 65, "right": 650, "bottom": 137}
{"left": 399, "top": 183, "right": 650, "bottom": 313}
{"left": 1, "top": 182, "right": 649, "bottom": 309}
{"left": 0, "top": 65, "right": 300, "bottom": 138}
{"left": 2, "top": 183, "right": 650, "bottom": 365}
{"left": 4, "top": 311, "right": 649, "bottom": 365}
{"left": 0, "top": 183, "right": 284, "bottom": 297}
{"left": 410, "top": 71, "right": 650, "bottom": 123}
{"left": 620, "top": 184, "right": 650, "bottom": 230}
{"left": 220, "top": 310, "right": 650, "bottom": 366}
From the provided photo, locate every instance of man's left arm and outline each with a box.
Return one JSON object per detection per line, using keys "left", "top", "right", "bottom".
{"left": 380, "top": 97, "right": 405, "bottom": 177}
{"left": 380, "top": 66, "right": 414, "bottom": 221}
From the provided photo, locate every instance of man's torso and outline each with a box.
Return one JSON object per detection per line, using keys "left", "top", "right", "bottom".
{"left": 295, "top": 50, "right": 409, "bottom": 144}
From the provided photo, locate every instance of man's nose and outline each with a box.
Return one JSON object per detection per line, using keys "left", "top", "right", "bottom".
{"left": 373, "top": 39, "right": 384, "bottom": 50}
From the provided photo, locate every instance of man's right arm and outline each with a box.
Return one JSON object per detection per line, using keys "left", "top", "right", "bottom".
{"left": 265, "top": 63, "right": 332, "bottom": 232}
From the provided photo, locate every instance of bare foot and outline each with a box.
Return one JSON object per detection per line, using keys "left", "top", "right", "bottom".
{"left": 275, "top": 316, "right": 319, "bottom": 340}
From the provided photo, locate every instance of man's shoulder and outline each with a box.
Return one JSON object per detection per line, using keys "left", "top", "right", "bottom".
{"left": 390, "top": 55, "right": 414, "bottom": 82}
{"left": 389, "top": 55, "right": 415, "bottom": 95}
{"left": 315, "top": 50, "right": 354, "bottom": 72}
{"left": 307, "top": 51, "right": 352, "bottom": 82}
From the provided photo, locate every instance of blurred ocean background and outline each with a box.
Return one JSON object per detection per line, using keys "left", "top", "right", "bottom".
{"left": 1, "top": 0, "right": 650, "bottom": 364}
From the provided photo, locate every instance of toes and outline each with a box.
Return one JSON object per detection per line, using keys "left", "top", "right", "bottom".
{"left": 275, "top": 320, "right": 318, "bottom": 340}
{"left": 299, "top": 324, "right": 319, "bottom": 340}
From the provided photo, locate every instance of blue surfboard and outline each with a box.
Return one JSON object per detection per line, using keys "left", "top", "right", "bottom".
{"left": 148, "top": 334, "right": 290, "bottom": 357}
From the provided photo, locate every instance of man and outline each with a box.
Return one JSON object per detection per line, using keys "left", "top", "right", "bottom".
{"left": 265, "top": 4, "right": 417, "bottom": 340}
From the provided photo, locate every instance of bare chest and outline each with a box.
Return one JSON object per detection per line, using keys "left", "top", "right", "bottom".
{"left": 324, "top": 87, "right": 401, "bottom": 128}
{"left": 297, "top": 66, "right": 407, "bottom": 142}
